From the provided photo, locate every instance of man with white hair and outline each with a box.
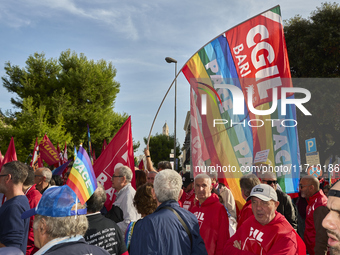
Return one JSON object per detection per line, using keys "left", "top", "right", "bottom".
{"left": 110, "top": 166, "right": 141, "bottom": 233}
{"left": 224, "top": 184, "right": 305, "bottom": 254}
{"left": 34, "top": 167, "right": 52, "bottom": 194}
{"left": 130, "top": 169, "right": 207, "bottom": 255}
{"left": 190, "top": 174, "right": 230, "bottom": 255}
{"left": 260, "top": 171, "right": 297, "bottom": 230}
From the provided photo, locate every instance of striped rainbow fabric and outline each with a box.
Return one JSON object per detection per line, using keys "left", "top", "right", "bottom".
{"left": 67, "top": 146, "right": 97, "bottom": 204}
{"left": 182, "top": 6, "right": 300, "bottom": 208}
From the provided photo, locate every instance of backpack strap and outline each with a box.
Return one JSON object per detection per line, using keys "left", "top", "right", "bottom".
{"left": 160, "top": 206, "right": 193, "bottom": 247}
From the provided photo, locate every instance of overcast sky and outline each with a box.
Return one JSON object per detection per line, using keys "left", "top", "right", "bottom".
{"left": 0, "top": 0, "right": 331, "bottom": 157}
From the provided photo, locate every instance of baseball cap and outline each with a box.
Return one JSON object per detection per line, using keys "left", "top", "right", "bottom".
{"left": 182, "top": 172, "right": 194, "bottom": 188}
{"left": 247, "top": 184, "right": 278, "bottom": 202}
{"left": 21, "top": 185, "right": 87, "bottom": 219}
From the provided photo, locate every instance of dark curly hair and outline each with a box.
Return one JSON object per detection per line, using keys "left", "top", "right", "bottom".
{"left": 133, "top": 183, "right": 157, "bottom": 216}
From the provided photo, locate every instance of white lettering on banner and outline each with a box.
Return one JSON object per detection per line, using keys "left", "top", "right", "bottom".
{"left": 272, "top": 119, "right": 291, "bottom": 177}
{"left": 194, "top": 212, "right": 205, "bottom": 221}
{"left": 234, "top": 141, "right": 252, "bottom": 168}
{"left": 249, "top": 227, "right": 264, "bottom": 242}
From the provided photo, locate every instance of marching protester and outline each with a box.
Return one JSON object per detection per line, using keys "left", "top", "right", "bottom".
{"left": 146, "top": 171, "right": 157, "bottom": 184}
{"left": 23, "top": 166, "right": 42, "bottom": 255}
{"left": 260, "top": 171, "right": 297, "bottom": 230}
{"left": 21, "top": 185, "right": 110, "bottom": 255}
{"left": 34, "top": 167, "right": 52, "bottom": 194}
{"left": 130, "top": 169, "right": 207, "bottom": 254}
{"left": 300, "top": 175, "right": 329, "bottom": 255}
{"left": 224, "top": 184, "right": 306, "bottom": 254}
{"left": 85, "top": 183, "right": 128, "bottom": 255}
{"left": 0, "top": 161, "right": 30, "bottom": 254}
{"left": 190, "top": 173, "right": 230, "bottom": 255}
{"left": 238, "top": 174, "right": 261, "bottom": 229}
{"left": 322, "top": 180, "right": 340, "bottom": 254}
{"left": 109, "top": 166, "right": 141, "bottom": 233}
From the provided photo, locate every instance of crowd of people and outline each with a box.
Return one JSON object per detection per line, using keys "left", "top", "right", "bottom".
{"left": 0, "top": 155, "right": 339, "bottom": 255}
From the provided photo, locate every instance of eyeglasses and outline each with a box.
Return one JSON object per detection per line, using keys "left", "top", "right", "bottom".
{"left": 111, "top": 176, "right": 123, "bottom": 178}
{"left": 299, "top": 184, "right": 311, "bottom": 189}
{"left": 263, "top": 180, "right": 278, "bottom": 185}
{"left": 0, "top": 174, "right": 9, "bottom": 178}
{"left": 35, "top": 175, "right": 43, "bottom": 177}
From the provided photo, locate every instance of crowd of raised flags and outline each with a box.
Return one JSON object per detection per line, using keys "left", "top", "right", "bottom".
{"left": 0, "top": 116, "right": 135, "bottom": 210}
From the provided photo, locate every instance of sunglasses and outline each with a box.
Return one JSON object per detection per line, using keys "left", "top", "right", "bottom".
{"left": 263, "top": 180, "right": 278, "bottom": 185}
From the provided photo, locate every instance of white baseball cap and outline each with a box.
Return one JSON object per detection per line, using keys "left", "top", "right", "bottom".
{"left": 247, "top": 184, "right": 278, "bottom": 202}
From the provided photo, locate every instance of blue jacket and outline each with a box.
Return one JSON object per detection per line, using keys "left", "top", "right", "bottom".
{"left": 130, "top": 200, "right": 207, "bottom": 255}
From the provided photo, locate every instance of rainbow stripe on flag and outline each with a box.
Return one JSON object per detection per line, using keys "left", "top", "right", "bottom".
{"left": 182, "top": 6, "right": 300, "bottom": 208}
{"left": 67, "top": 146, "right": 97, "bottom": 204}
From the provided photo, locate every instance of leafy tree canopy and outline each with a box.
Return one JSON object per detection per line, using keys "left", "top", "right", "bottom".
{"left": 1, "top": 49, "right": 129, "bottom": 161}
{"left": 284, "top": 2, "right": 340, "bottom": 164}
{"left": 143, "top": 133, "right": 181, "bottom": 170}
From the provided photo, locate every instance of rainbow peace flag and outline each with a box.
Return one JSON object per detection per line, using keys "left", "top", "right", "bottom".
{"left": 67, "top": 146, "right": 97, "bottom": 204}
{"left": 182, "top": 6, "right": 300, "bottom": 208}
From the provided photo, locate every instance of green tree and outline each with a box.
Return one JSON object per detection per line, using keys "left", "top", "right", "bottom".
{"left": 284, "top": 2, "right": 340, "bottom": 77}
{"left": 0, "top": 97, "right": 72, "bottom": 162}
{"left": 284, "top": 2, "right": 340, "bottom": 164}
{"left": 1, "top": 49, "right": 128, "bottom": 160}
{"left": 143, "top": 133, "right": 181, "bottom": 170}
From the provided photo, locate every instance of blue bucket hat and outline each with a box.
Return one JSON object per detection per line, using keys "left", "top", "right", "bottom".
{"left": 21, "top": 185, "right": 87, "bottom": 219}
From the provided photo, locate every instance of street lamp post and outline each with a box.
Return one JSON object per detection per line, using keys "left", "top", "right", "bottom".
{"left": 165, "top": 57, "right": 177, "bottom": 170}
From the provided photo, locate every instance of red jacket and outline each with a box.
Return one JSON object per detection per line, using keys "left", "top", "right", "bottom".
{"left": 180, "top": 189, "right": 195, "bottom": 211}
{"left": 224, "top": 212, "right": 306, "bottom": 255}
{"left": 25, "top": 184, "right": 42, "bottom": 255}
{"left": 304, "top": 190, "right": 328, "bottom": 255}
{"left": 190, "top": 193, "right": 230, "bottom": 255}
{"left": 237, "top": 200, "right": 253, "bottom": 229}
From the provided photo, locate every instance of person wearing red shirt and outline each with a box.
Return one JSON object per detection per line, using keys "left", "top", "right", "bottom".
{"left": 23, "top": 167, "right": 42, "bottom": 255}
{"left": 224, "top": 184, "right": 306, "bottom": 255}
{"left": 190, "top": 174, "right": 230, "bottom": 255}
{"left": 237, "top": 174, "right": 260, "bottom": 229}
{"left": 180, "top": 172, "right": 195, "bottom": 211}
{"left": 300, "top": 175, "right": 329, "bottom": 255}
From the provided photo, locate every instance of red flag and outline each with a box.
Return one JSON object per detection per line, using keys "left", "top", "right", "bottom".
{"left": 93, "top": 116, "right": 135, "bottom": 210}
{"left": 0, "top": 151, "right": 3, "bottom": 167}
{"left": 138, "top": 159, "right": 145, "bottom": 170}
{"left": 101, "top": 139, "right": 108, "bottom": 154}
{"left": 54, "top": 143, "right": 63, "bottom": 168}
{"left": 92, "top": 149, "right": 97, "bottom": 162}
{"left": 63, "top": 142, "right": 68, "bottom": 164}
{"left": 1, "top": 137, "right": 17, "bottom": 169}
{"left": 39, "top": 134, "right": 60, "bottom": 165}
{"left": 30, "top": 138, "right": 43, "bottom": 170}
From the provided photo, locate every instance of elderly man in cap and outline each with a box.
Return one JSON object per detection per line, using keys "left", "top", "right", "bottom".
{"left": 322, "top": 180, "right": 340, "bottom": 254}
{"left": 260, "top": 171, "right": 297, "bottom": 230}
{"left": 130, "top": 169, "right": 207, "bottom": 255}
{"left": 180, "top": 172, "right": 195, "bottom": 211}
{"left": 224, "top": 184, "right": 305, "bottom": 255}
{"left": 21, "top": 185, "right": 110, "bottom": 255}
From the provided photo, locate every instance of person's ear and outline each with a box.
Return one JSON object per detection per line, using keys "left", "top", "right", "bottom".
{"left": 274, "top": 201, "right": 280, "bottom": 209}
